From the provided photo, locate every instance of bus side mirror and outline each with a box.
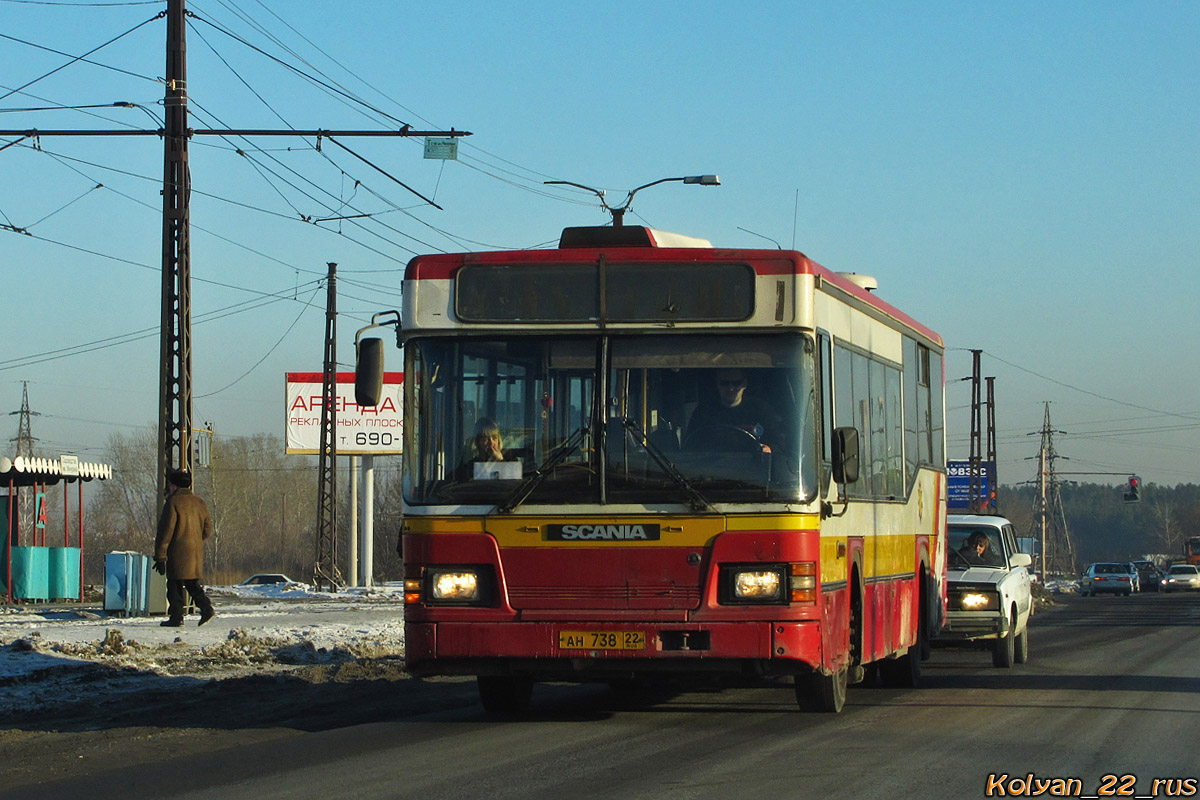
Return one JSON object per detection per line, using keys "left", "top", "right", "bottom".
{"left": 832, "top": 427, "right": 860, "bottom": 485}
{"left": 355, "top": 337, "right": 385, "bottom": 407}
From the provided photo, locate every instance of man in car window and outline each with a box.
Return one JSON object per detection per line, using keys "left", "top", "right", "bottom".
{"left": 960, "top": 531, "right": 1003, "bottom": 567}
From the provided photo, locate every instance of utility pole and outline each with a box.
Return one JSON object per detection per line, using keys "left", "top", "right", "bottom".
{"left": 968, "top": 350, "right": 982, "bottom": 512}
{"left": 313, "top": 262, "right": 341, "bottom": 591}
{"left": 1028, "top": 403, "right": 1075, "bottom": 577}
{"left": 965, "top": 351, "right": 998, "bottom": 513}
{"left": 985, "top": 375, "right": 997, "bottom": 513}
{"left": 1, "top": 0, "right": 470, "bottom": 520}
{"left": 157, "top": 0, "right": 192, "bottom": 504}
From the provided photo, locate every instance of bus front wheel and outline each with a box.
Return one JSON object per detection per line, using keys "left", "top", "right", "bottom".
{"left": 795, "top": 665, "right": 847, "bottom": 713}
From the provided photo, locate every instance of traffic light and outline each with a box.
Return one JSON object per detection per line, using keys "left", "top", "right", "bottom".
{"left": 1123, "top": 475, "right": 1141, "bottom": 503}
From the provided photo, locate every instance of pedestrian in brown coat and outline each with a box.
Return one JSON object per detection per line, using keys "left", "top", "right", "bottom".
{"left": 153, "top": 469, "right": 216, "bottom": 627}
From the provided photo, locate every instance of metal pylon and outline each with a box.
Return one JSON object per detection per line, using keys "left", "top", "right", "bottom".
{"left": 1029, "top": 403, "right": 1075, "bottom": 576}
{"left": 8, "top": 381, "right": 39, "bottom": 535}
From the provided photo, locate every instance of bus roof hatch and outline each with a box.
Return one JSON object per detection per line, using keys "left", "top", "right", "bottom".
{"left": 558, "top": 226, "right": 713, "bottom": 249}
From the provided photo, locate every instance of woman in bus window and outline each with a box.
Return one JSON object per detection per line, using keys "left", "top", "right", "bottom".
{"left": 451, "top": 417, "right": 512, "bottom": 482}
{"left": 470, "top": 417, "right": 506, "bottom": 462}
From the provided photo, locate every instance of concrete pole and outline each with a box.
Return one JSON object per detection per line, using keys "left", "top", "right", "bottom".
{"left": 348, "top": 455, "right": 359, "bottom": 587}
{"left": 363, "top": 454, "right": 375, "bottom": 587}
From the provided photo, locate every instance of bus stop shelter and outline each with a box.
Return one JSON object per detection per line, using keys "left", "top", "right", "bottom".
{"left": 2, "top": 454, "right": 112, "bottom": 603}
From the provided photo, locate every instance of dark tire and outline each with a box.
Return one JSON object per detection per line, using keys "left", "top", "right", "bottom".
{"left": 879, "top": 643, "right": 921, "bottom": 688}
{"left": 993, "top": 615, "right": 1016, "bottom": 668}
{"left": 1014, "top": 625, "right": 1029, "bottom": 664}
{"left": 796, "top": 666, "right": 847, "bottom": 713}
{"left": 477, "top": 676, "right": 534, "bottom": 714}
{"left": 919, "top": 571, "right": 933, "bottom": 660}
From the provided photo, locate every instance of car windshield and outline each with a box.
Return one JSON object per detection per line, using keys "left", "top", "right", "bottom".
{"left": 947, "top": 526, "right": 1006, "bottom": 569}
{"left": 403, "top": 333, "right": 818, "bottom": 508}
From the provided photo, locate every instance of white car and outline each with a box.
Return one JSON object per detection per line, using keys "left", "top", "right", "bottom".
{"left": 239, "top": 573, "right": 297, "bottom": 586}
{"left": 1162, "top": 564, "right": 1200, "bottom": 592}
{"left": 937, "top": 514, "right": 1034, "bottom": 668}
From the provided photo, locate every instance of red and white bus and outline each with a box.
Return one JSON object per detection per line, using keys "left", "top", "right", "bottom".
{"left": 357, "top": 225, "right": 947, "bottom": 712}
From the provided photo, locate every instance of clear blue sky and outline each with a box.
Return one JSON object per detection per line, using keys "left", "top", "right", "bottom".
{"left": 2, "top": 0, "right": 1198, "bottom": 487}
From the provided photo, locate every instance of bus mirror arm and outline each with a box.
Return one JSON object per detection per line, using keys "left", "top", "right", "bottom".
{"left": 823, "top": 427, "right": 860, "bottom": 519}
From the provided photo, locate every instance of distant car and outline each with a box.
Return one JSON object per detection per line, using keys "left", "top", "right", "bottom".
{"left": 1162, "top": 564, "right": 1200, "bottom": 593}
{"left": 1130, "top": 560, "right": 1161, "bottom": 592}
{"left": 936, "top": 514, "right": 1034, "bottom": 668}
{"left": 239, "top": 573, "right": 296, "bottom": 586}
{"left": 1079, "top": 563, "right": 1135, "bottom": 596}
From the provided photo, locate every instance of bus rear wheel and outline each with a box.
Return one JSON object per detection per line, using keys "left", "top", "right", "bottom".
{"left": 477, "top": 676, "right": 534, "bottom": 714}
{"left": 795, "top": 665, "right": 847, "bottom": 713}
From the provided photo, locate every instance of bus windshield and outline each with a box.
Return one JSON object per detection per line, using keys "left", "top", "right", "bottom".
{"left": 404, "top": 333, "right": 817, "bottom": 508}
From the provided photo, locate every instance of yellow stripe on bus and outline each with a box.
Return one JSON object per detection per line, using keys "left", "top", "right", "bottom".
{"left": 400, "top": 514, "right": 920, "bottom": 582}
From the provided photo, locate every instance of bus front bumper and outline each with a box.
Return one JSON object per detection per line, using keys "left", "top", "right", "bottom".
{"left": 404, "top": 620, "right": 824, "bottom": 678}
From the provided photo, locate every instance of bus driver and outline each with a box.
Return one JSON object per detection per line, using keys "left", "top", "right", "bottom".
{"left": 686, "top": 368, "right": 782, "bottom": 453}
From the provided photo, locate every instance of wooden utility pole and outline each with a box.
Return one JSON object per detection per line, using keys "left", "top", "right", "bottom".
{"left": 985, "top": 375, "right": 997, "bottom": 513}
{"left": 968, "top": 349, "right": 982, "bottom": 512}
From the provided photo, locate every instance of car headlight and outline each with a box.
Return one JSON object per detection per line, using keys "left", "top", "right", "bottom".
{"left": 951, "top": 587, "right": 998, "bottom": 611}
{"left": 961, "top": 592, "right": 991, "bottom": 609}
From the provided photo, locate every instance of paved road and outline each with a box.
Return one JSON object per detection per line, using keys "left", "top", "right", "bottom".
{"left": 11, "top": 592, "right": 1200, "bottom": 800}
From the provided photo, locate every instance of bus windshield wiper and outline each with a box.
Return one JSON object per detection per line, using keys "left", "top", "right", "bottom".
{"left": 619, "top": 417, "right": 712, "bottom": 512}
{"left": 497, "top": 425, "right": 590, "bottom": 514}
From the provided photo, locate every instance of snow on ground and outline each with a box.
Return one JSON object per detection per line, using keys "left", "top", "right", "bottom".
{"left": 0, "top": 582, "right": 407, "bottom": 716}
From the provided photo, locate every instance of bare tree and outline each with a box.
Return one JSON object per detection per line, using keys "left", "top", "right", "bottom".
{"left": 1149, "top": 495, "right": 1182, "bottom": 560}
{"left": 85, "top": 425, "right": 319, "bottom": 583}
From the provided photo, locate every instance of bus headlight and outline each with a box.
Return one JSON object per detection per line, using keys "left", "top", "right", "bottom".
{"left": 722, "top": 564, "right": 788, "bottom": 604}
{"left": 430, "top": 570, "right": 480, "bottom": 601}
{"left": 735, "top": 570, "right": 782, "bottom": 600}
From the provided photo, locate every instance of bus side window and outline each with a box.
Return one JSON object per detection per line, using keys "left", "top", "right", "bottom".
{"left": 818, "top": 331, "right": 834, "bottom": 493}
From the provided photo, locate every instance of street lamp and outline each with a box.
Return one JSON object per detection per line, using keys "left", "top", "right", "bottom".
{"left": 545, "top": 174, "right": 720, "bottom": 227}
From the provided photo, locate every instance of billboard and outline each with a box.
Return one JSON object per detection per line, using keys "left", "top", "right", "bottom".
{"left": 285, "top": 372, "right": 403, "bottom": 455}
{"left": 947, "top": 458, "right": 995, "bottom": 511}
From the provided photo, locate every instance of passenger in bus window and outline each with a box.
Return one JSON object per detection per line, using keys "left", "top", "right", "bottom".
{"left": 685, "top": 368, "right": 782, "bottom": 453}
{"left": 452, "top": 417, "right": 513, "bottom": 481}
{"left": 470, "top": 417, "right": 506, "bottom": 462}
